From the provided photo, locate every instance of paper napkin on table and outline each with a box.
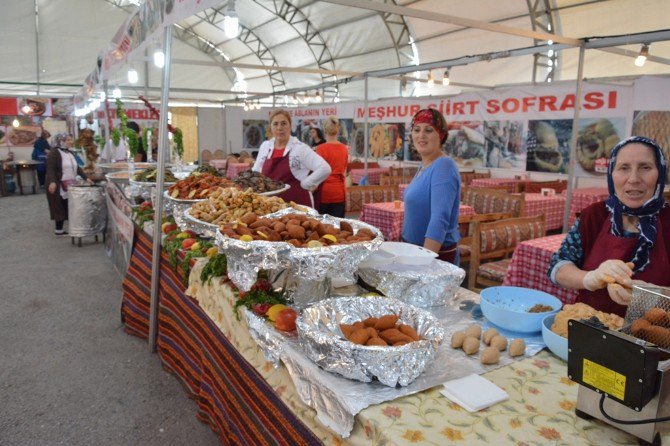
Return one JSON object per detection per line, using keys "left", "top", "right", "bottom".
{"left": 440, "top": 374, "right": 508, "bottom": 412}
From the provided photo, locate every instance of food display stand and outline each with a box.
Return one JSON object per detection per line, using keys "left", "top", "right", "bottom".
{"left": 108, "top": 174, "right": 654, "bottom": 444}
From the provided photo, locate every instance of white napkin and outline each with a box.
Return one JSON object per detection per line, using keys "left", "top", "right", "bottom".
{"left": 440, "top": 374, "right": 509, "bottom": 412}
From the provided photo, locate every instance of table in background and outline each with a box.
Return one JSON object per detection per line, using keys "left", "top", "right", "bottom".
{"left": 503, "top": 233, "right": 578, "bottom": 304}
{"left": 523, "top": 193, "right": 567, "bottom": 231}
{"left": 568, "top": 187, "right": 609, "bottom": 225}
{"left": 469, "top": 177, "right": 524, "bottom": 193}
{"left": 350, "top": 167, "right": 390, "bottom": 185}
{"left": 360, "top": 201, "right": 475, "bottom": 241}
{"left": 208, "top": 159, "right": 227, "bottom": 170}
{"left": 226, "top": 162, "right": 251, "bottom": 179}
{"left": 9, "top": 160, "right": 40, "bottom": 194}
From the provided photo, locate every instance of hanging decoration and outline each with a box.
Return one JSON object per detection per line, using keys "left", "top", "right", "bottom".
{"left": 109, "top": 98, "right": 139, "bottom": 157}
{"left": 138, "top": 94, "right": 183, "bottom": 158}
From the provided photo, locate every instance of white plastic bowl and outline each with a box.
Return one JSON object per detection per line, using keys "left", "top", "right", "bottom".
{"left": 542, "top": 314, "right": 568, "bottom": 361}
{"left": 380, "top": 242, "right": 438, "bottom": 265}
{"left": 480, "top": 286, "right": 561, "bottom": 333}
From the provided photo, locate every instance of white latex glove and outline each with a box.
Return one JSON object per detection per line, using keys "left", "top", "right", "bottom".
{"left": 607, "top": 283, "right": 632, "bottom": 306}
{"left": 582, "top": 259, "right": 634, "bottom": 291}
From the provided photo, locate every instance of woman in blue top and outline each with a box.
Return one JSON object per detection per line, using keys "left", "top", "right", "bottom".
{"left": 402, "top": 108, "right": 461, "bottom": 264}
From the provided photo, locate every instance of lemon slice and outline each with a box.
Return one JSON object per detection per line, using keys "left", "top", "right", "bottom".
{"left": 206, "top": 247, "right": 219, "bottom": 258}
{"left": 322, "top": 234, "right": 337, "bottom": 243}
{"left": 306, "top": 240, "right": 323, "bottom": 248}
{"left": 170, "top": 189, "right": 179, "bottom": 198}
{"left": 239, "top": 234, "right": 254, "bottom": 242}
{"left": 188, "top": 189, "right": 197, "bottom": 199}
{"left": 256, "top": 231, "right": 268, "bottom": 239}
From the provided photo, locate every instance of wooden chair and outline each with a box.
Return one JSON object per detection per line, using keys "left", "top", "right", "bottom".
{"left": 468, "top": 214, "right": 546, "bottom": 291}
{"left": 523, "top": 180, "right": 568, "bottom": 194}
{"left": 458, "top": 211, "right": 514, "bottom": 267}
{"left": 345, "top": 185, "right": 398, "bottom": 214}
{"left": 461, "top": 187, "right": 525, "bottom": 217}
{"left": 200, "top": 149, "right": 213, "bottom": 165}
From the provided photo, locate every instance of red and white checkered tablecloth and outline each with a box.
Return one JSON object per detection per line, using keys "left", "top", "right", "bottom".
{"left": 502, "top": 233, "right": 578, "bottom": 304}
{"left": 469, "top": 178, "right": 523, "bottom": 193}
{"left": 398, "top": 183, "right": 409, "bottom": 200}
{"left": 350, "top": 168, "right": 390, "bottom": 185}
{"left": 359, "top": 202, "right": 475, "bottom": 241}
{"left": 523, "top": 193, "right": 567, "bottom": 231}
{"left": 209, "top": 159, "right": 227, "bottom": 169}
{"left": 227, "top": 162, "right": 252, "bottom": 179}
{"left": 568, "top": 187, "right": 609, "bottom": 225}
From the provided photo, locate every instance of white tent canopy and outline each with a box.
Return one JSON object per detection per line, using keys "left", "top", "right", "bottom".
{"left": 1, "top": 0, "right": 669, "bottom": 105}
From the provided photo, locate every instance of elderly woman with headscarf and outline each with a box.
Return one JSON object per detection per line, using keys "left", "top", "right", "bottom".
{"left": 45, "top": 133, "right": 89, "bottom": 235}
{"left": 548, "top": 136, "right": 670, "bottom": 316}
{"left": 402, "top": 108, "right": 461, "bottom": 264}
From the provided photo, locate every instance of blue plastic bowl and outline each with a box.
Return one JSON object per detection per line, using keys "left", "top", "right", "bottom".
{"left": 480, "top": 286, "right": 561, "bottom": 333}
{"left": 542, "top": 314, "right": 568, "bottom": 361}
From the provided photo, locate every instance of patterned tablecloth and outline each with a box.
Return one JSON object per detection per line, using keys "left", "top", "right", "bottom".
{"left": 208, "top": 159, "right": 227, "bottom": 169}
{"left": 359, "top": 201, "right": 476, "bottom": 241}
{"left": 226, "top": 162, "right": 252, "bottom": 179}
{"left": 469, "top": 178, "right": 524, "bottom": 193}
{"left": 118, "top": 228, "right": 660, "bottom": 445}
{"left": 523, "top": 193, "right": 567, "bottom": 231}
{"left": 503, "top": 233, "right": 578, "bottom": 304}
{"left": 350, "top": 167, "right": 390, "bottom": 185}
{"left": 568, "top": 187, "right": 609, "bottom": 226}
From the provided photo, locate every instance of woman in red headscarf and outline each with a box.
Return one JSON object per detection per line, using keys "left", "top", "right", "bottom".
{"left": 402, "top": 108, "right": 461, "bottom": 264}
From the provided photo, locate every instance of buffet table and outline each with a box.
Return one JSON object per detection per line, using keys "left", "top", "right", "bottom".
{"left": 118, "top": 227, "right": 654, "bottom": 444}
{"left": 502, "top": 233, "right": 578, "bottom": 304}
{"left": 358, "top": 201, "right": 475, "bottom": 241}
{"left": 9, "top": 160, "right": 40, "bottom": 194}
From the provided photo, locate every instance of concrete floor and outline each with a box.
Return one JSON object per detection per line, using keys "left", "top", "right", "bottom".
{"left": 0, "top": 191, "right": 219, "bottom": 445}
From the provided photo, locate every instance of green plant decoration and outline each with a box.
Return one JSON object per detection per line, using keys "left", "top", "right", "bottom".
{"left": 173, "top": 128, "right": 184, "bottom": 159}
{"left": 111, "top": 128, "right": 121, "bottom": 146}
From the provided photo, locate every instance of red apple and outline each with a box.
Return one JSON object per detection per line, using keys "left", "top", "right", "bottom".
{"left": 181, "top": 238, "right": 197, "bottom": 250}
{"left": 162, "top": 222, "right": 178, "bottom": 234}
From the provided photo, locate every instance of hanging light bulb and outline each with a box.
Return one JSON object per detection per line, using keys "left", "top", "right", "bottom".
{"left": 12, "top": 118, "right": 20, "bottom": 128}
{"left": 442, "top": 70, "right": 450, "bottom": 86}
{"left": 128, "top": 67, "right": 139, "bottom": 84}
{"left": 427, "top": 71, "right": 434, "bottom": 87}
{"left": 153, "top": 47, "right": 165, "bottom": 68}
{"left": 635, "top": 44, "right": 649, "bottom": 67}
{"left": 223, "top": 0, "right": 240, "bottom": 39}
{"left": 99, "top": 91, "right": 106, "bottom": 101}
{"left": 292, "top": 94, "right": 298, "bottom": 105}
{"left": 112, "top": 86, "right": 121, "bottom": 99}
{"left": 315, "top": 90, "right": 322, "bottom": 102}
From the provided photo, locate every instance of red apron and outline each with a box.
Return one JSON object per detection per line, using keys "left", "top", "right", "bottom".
{"left": 578, "top": 219, "right": 670, "bottom": 316}
{"left": 261, "top": 153, "right": 313, "bottom": 207}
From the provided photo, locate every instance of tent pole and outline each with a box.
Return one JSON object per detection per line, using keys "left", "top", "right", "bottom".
{"left": 364, "top": 75, "right": 369, "bottom": 176}
{"left": 33, "top": 0, "right": 41, "bottom": 96}
{"left": 562, "top": 43, "right": 586, "bottom": 233}
{"left": 149, "top": 25, "right": 173, "bottom": 353}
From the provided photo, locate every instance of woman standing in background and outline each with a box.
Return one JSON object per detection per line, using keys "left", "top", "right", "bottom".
{"left": 316, "top": 117, "right": 349, "bottom": 217}
{"left": 402, "top": 109, "right": 461, "bottom": 264}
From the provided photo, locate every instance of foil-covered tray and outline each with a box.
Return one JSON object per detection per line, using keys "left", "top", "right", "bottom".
{"left": 297, "top": 296, "right": 445, "bottom": 387}
{"left": 164, "top": 190, "right": 207, "bottom": 234}
{"left": 215, "top": 208, "right": 383, "bottom": 294}
{"left": 358, "top": 259, "right": 465, "bottom": 308}
{"left": 182, "top": 209, "right": 220, "bottom": 238}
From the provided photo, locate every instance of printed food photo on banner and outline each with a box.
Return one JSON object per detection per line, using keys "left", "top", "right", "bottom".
{"left": 482, "top": 120, "right": 525, "bottom": 169}
{"left": 524, "top": 119, "right": 572, "bottom": 174}
{"left": 633, "top": 111, "right": 670, "bottom": 180}
{"left": 0, "top": 125, "right": 6, "bottom": 145}
{"left": 443, "top": 121, "right": 485, "bottom": 167}
{"left": 336, "top": 118, "right": 353, "bottom": 145}
{"left": 242, "top": 120, "right": 268, "bottom": 149}
{"left": 17, "top": 97, "right": 51, "bottom": 117}
{"left": 6, "top": 125, "right": 40, "bottom": 147}
{"left": 350, "top": 122, "right": 405, "bottom": 160}
{"left": 575, "top": 117, "right": 625, "bottom": 176}
{"left": 294, "top": 119, "right": 320, "bottom": 145}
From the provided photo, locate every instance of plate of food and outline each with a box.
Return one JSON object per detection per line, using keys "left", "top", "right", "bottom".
{"left": 257, "top": 183, "right": 290, "bottom": 196}
{"left": 7, "top": 126, "right": 39, "bottom": 146}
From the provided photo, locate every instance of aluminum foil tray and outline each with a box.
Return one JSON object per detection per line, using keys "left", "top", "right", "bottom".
{"left": 215, "top": 208, "right": 383, "bottom": 292}
{"left": 357, "top": 259, "right": 465, "bottom": 308}
{"left": 297, "top": 296, "right": 445, "bottom": 387}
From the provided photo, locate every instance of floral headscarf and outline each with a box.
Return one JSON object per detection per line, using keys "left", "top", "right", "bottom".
{"left": 605, "top": 135, "right": 667, "bottom": 273}
{"left": 410, "top": 108, "right": 449, "bottom": 144}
